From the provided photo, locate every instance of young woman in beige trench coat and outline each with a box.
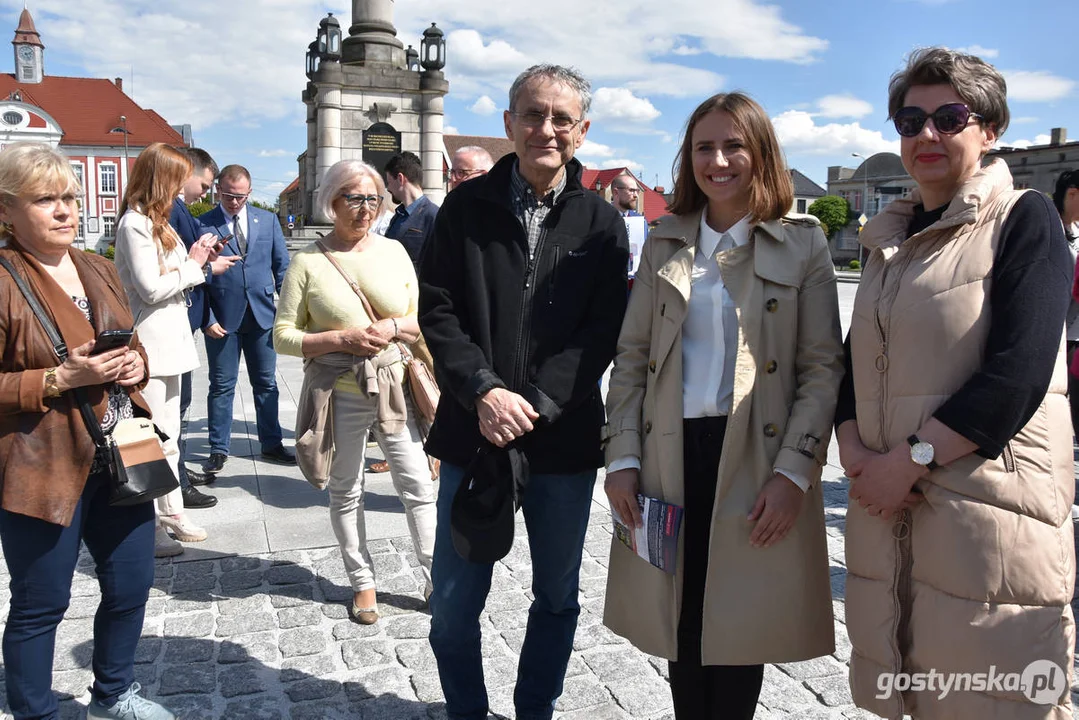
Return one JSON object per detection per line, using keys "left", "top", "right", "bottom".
{"left": 602, "top": 92, "right": 845, "bottom": 719}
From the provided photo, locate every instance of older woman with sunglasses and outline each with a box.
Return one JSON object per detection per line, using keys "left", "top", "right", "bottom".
{"left": 273, "top": 159, "right": 435, "bottom": 625}
{"left": 837, "top": 48, "right": 1074, "bottom": 718}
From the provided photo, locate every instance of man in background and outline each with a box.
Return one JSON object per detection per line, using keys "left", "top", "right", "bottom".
{"left": 448, "top": 146, "right": 494, "bottom": 191}
{"left": 610, "top": 172, "right": 642, "bottom": 216}
{"left": 384, "top": 151, "right": 438, "bottom": 267}
{"left": 200, "top": 165, "right": 294, "bottom": 474}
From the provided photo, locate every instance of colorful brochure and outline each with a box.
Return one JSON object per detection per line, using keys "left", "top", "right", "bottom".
{"left": 611, "top": 494, "right": 684, "bottom": 573}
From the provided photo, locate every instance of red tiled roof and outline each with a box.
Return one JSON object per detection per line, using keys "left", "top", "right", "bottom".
{"left": 581, "top": 167, "right": 669, "bottom": 224}
{"left": 280, "top": 177, "right": 300, "bottom": 200}
{"left": 0, "top": 74, "right": 184, "bottom": 147}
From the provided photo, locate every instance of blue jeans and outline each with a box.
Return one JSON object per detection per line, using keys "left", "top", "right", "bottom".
{"left": 0, "top": 470, "right": 156, "bottom": 719}
{"left": 204, "top": 308, "right": 282, "bottom": 455}
{"left": 429, "top": 462, "right": 596, "bottom": 720}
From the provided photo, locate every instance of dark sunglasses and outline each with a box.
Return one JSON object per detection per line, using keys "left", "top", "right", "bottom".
{"left": 892, "top": 103, "right": 983, "bottom": 138}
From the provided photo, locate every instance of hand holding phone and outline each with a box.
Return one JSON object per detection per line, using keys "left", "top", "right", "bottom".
{"left": 91, "top": 329, "right": 134, "bottom": 355}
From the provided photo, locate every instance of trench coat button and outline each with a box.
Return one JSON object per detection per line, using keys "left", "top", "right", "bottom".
{"left": 644, "top": 421, "right": 653, "bottom": 434}
{"left": 763, "top": 423, "right": 778, "bottom": 438}
{"left": 765, "top": 360, "right": 777, "bottom": 374}
{"left": 765, "top": 298, "right": 778, "bottom": 313}
{"left": 648, "top": 360, "right": 656, "bottom": 373}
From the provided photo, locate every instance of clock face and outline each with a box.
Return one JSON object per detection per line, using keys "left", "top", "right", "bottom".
{"left": 18, "top": 45, "right": 34, "bottom": 63}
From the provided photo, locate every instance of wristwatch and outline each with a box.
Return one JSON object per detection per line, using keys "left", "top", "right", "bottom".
{"left": 43, "top": 367, "right": 61, "bottom": 398}
{"left": 907, "top": 434, "right": 939, "bottom": 471}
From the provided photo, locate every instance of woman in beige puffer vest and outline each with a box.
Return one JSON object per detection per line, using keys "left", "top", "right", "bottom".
{"left": 836, "top": 48, "right": 1075, "bottom": 719}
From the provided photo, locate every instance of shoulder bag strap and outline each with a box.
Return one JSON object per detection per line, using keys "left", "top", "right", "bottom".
{"left": 0, "top": 256, "right": 108, "bottom": 447}
{"left": 315, "top": 240, "right": 380, "bottom": 321}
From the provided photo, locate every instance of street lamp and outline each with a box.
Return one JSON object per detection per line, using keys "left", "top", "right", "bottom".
{"left": 852, "top": 152, "right": 871, "bottom": 268}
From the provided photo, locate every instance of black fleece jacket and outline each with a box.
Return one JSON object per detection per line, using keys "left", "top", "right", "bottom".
{"left": 418, "top": 155, "right": 629, "bottom": 473}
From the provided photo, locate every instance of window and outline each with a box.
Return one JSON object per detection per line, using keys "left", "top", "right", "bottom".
{"left": 20, "top": 66, "right": 32, "bottom": 81}
{"left": 797, "top": 199, "right": 807, "bottom": 213}
{"left": 2, "top": 111, "right": 22, "bottom": 126}
{"left": 99, "top": 164, "right": 117, "bottom": 195}
{"left": 851, "top": 190, "right": 862, "bottom": 212}
{"left": 70, "top": 163, "right": 85, "bottom": 192}
{"left": 102, "top": 215, "right": 115, "bottom": 238}
{"left": 76, "top": 217, "right": 85, "bottom": 240}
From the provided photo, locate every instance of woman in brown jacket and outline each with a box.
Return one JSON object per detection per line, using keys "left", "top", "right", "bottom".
{"left": 603, "top": 93, "right": 844, "bottom": 718}
{"left": 0, "top": 144, "right": 176, "bottom": 720}
{"left": 837, "top": 48, "right": 1074, "bottom": 719}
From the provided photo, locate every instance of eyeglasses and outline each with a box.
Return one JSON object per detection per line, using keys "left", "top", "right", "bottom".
{"left": 340, "top": 193, "right": 383, "bottom": 210}
{"left": 219, "top": 191, "right": 250, "bottom": 202}
{"left": 449, "top": 168, "right": 483, "bottom": 180}
{"left": 509, "top": 111, "right": 583, "bottom": 132}
{"left": 892, "top": 103, "right": 983, "bottom": 138}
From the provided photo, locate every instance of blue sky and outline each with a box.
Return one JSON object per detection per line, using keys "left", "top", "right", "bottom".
{"left": 6, "top": 0, "right": 1076, "bottom": 203}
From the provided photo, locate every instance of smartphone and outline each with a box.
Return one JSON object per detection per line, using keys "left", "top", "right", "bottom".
{"left": 216, "top": 234, "right": 233, "bottom": 251}
{"left": 92, "top": 329, "right": 134, "bottom": 355}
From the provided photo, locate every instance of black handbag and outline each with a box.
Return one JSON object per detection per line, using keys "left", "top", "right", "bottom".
{"left": 0, "top": 256, "right": 178, "bottom": 505}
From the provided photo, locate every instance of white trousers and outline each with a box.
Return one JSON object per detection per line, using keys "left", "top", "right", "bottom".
{"left": 327, "top": 389, "right": 436, "bottom": 596}
{"left": 142, "top": 375, "right": 183, "bottom": 517}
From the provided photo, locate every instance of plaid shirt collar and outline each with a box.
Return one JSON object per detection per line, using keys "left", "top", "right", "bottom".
{"left": 509, "top": 160, "right": 567, "bottom": 213}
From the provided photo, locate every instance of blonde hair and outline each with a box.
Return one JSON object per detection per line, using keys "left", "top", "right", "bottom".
{"left": 317, "top": 159, "right": 386, "bottom": 222}
{"left": 118, "top": 143, "right": 191, "bottom": 253}
{"left": 0, "top": 143, "right": 81, "bottom": 241}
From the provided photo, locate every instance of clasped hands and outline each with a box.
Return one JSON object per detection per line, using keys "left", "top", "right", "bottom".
{"left": 840, "top": 433, "right": 925, "bottom": 519}
{"left": 477, "top": 387, "right": 539, "bottom": 448}
{"left": 338, "top": 319, "right": 398, "bottom": 357}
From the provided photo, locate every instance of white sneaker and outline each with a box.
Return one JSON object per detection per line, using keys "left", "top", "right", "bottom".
{"left": 87, "top": 682, "right": 176, "bottom": 719}
{"left": 159, "top": 513, "right": 208, "bottom": 542}
{"left": 153, "top": 525, "right": 183, "bottom": 558}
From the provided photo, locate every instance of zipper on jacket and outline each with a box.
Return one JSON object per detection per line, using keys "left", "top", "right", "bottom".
{"left": 513, "top": 235, "right": 547, "bottom": 389}
{"left": 890, "top": 510, "right": 913, "bottom": 714}
{"left": 1002, "top": 441, "right": 1017, "bottom": 473}
{"left": 547, "top": 245, "right": 561, "bottom": 305}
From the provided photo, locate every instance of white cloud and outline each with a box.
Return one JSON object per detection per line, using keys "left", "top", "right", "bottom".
{"left": 815, "top": 95, "right": 873, "bottom": 119}
{"left": 591, "top": 88, "right": 661, "bottom": 124}
{"left": 955, "top": 45, "right": 999, "bottom": 59}
{"left": 578, "top": 140, "right": 616, "bottom": 158}
{"left": 1003, "top": 70, "right": 1076, "bottom": 103}
{"left": 581, "top": 157, "right": 645, "bottom": 173}
{"left": 999, "top": 134, "right": 1052, "bottom": 149}
{"left": 258, "top": 149, "right": 290, "bottom": 157}
{"left": 772, "top": 110, "right": 900, "bottom": 157}
{"left": 468, "top": 95, "right": 498, "bottom": 116}
{"left": 672, "top": 45, "right": 702, "bottom": 56}
{"left": 443, "top": 124, "right": 460, "bottom": 135}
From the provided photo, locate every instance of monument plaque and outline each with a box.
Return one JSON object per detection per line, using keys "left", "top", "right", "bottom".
{"left": 362, "top": 122, "right": 402, "bottom": 174}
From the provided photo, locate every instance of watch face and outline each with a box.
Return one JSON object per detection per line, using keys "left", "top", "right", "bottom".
{"left": 18, "top": 45, "right": 33, "bottom": 62}
{"left": 910, "top": 441, "right": 935, "bottom": 466}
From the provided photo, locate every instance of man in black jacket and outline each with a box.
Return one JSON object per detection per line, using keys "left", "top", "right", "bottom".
{"left": 420, "top": 64, "right": 629, "bottom": 720}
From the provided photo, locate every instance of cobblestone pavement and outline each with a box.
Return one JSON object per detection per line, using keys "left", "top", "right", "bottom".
{"left": 0, "top": 282, "right": 1077, "bottom": 719}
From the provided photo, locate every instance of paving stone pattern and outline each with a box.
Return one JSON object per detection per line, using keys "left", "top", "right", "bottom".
{"left": 0, "top": 282, "right": 1076, "bottom": 719}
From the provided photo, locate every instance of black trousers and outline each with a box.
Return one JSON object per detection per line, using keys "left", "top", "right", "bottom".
{"left": 1069, "top": 343, "right": 1079, "bottom": 442}
{"left": 669, "top": 416, "right": 764, "bottom": 720}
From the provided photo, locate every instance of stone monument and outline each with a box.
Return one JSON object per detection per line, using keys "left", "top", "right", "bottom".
{"left": 298, "top": 1, "right": 449, "bottom": 227}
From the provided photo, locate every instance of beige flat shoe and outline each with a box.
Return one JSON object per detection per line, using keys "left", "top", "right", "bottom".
{"left": 159, "top": 514, "right": 208, "bottom": 543}
{"left": 349, "top": 602, "right": 379, "bottom": 625}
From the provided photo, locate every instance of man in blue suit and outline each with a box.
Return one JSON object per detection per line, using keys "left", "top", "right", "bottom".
{"left": 169, "top": 147, "right": 226, "bottom": 510}
{"left": 200, "top": 164, "right": 294, "bottom": 473}
{"left": 383, "top": 151, "right": 439, "bottom": 268}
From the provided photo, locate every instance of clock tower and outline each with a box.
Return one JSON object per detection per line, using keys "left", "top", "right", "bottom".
{"left": 12, "top": 8, "right": 43, "bottom": 84}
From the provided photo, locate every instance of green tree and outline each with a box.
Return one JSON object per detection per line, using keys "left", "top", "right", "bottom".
{"left": 808, "top": 195, "right": 851, "bottom": 240}
{"left": 250, "top": 199, "right": 276, "bottom": 213}
{"left": 187, "top": 200, "right": 213, "bottom": 217}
